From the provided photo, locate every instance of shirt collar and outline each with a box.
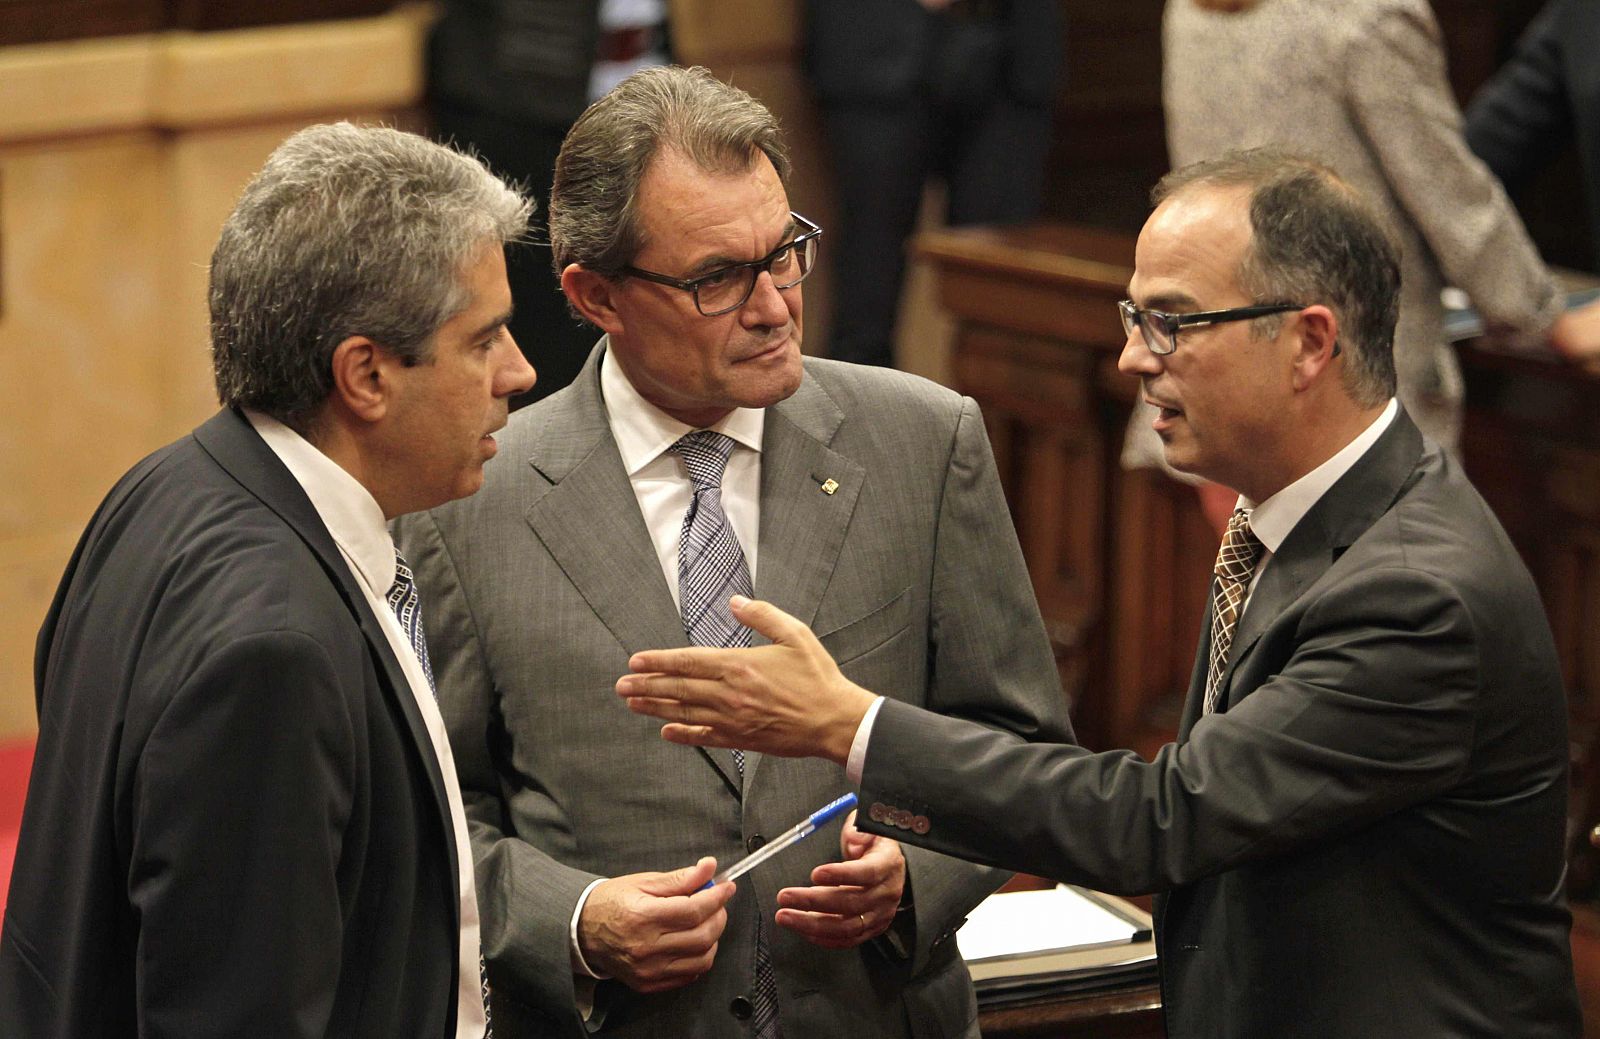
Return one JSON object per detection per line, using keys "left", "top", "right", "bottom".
{"left": 599, "top": 344, "right": 766, "bottom": 475}
{"left": 244, "top": 409, "right": 399, "bottom": 594}
{"left": 1242, "top": 398, "right": 1398, "bottom": 553}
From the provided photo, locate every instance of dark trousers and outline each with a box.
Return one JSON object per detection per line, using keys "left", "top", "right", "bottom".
{"left": 820, "top": 91, "right": 1052, "bottom": 368}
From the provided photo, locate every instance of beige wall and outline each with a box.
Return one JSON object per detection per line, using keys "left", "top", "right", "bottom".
{"left": 0, "top": 6, "right": 434, "bottom": 739}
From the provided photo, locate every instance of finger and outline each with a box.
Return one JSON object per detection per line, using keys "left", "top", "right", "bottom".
{"left": 774, "top": 907, "right": 875, "bottom": 948}
{"left": 775, "top": 883, "right": 869, "bottom": 917}
{"left": 727, "top": 596, "right": 815, "bottom": 650}
{"left": 638, "top": 856, "right": 718, "bottom": 899}
{"left": 660, "top": 722, "right": 731, "bottom": 748}
{"left": 631, "top": 941, "right": 721, "bottom": 994}
{"left": 627, "top": 645, "right": 732, "bottom": 679}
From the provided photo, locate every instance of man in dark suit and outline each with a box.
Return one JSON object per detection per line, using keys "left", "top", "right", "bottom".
{"left": 1466, "top": 0, "right": 1600, "bottom": 273}
{"left": 620, "top": 149, "right": 1583, "bottom": 1037}
{"left": 0, "top": 122, "right": 537, "bottom": 1038}
{"left": 395, "top": 65, "right": 1071, "bottom": 1037}
{"left": 803, "top": 0, "right": 1062, "bottom": 367}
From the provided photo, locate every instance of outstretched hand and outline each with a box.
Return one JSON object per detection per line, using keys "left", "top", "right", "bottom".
{"left": 616, "top": 596, "right": 878, "bottom": 765}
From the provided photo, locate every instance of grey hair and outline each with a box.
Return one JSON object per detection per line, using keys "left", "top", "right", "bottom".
{"left": 210, "top": 121, "right": 532, "bottom": 430}
{"left": 548, "top": 65, "right": 790, "bottom": 281}
{"left": 1153, "top": 148, "right": 1401, "bottom": 406}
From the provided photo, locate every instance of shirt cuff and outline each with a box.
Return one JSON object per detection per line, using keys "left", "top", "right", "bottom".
{"left": 570, "top": 878, "right": 610, "bottom": 980}
{"left": 845, "top": 695, "right": 886, "bottom": 786}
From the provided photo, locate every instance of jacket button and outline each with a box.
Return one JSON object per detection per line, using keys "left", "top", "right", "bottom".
{"left": 911, "top": 814, "right": 930, "bottom": 835}
{"left": 746, "top": 834, "right": 766, "bottom": 854}
{"left": 729, "top": 996, "right": 754, "bottom": 1020}
{"left": 868, "top": 802, "right": 888, "bottom": 823}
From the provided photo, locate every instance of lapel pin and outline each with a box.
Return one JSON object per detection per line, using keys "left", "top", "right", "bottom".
{"left": 820, "top": 478, "right": 839, "bottom": 495}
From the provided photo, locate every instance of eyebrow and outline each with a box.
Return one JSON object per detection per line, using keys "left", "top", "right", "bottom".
{"left": 684, "top": 217, "right": 801, "bottom": 278}
{"left": 469, "top": 308, "right": 515, "bottom": 341}
{"left": 1133, "top": 290, "right": 1199, "bottom": 313}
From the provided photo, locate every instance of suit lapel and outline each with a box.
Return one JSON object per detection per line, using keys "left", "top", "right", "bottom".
{"left": 1216, "top": 411, "right": 1427, "bottom": 711}
{"left": 742, "top": 372, "right": 865, "bottom": 786}
{"left": 522, "top": 345, "right": 745, "bottom": 796}
{"left": 192, "top": 408, "right": 462, "bottom": 899}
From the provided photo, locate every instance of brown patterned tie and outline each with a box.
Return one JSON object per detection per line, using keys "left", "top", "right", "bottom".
{"left": 1204, "top": 508, "right": 1266, "bottom": 715}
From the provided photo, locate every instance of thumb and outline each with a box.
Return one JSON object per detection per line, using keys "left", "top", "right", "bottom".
{"left": 642, "top": 856, "right": 719, "bottom": 897}
{"left": 729, "top": 595, "right": 812, "bottom": 648}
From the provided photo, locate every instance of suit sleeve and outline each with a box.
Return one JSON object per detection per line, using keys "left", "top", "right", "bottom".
{"left": 895, "top": 396, "right": 1078, "bottom": 971}
{"left": 861, "top": 564, "right": 1477, "bottom": 894}
{"left": 1344, "top": 0, "right": 1561, "bottom": 338}
{"left": 1465, "top": 0, "right": 1574, "bottom": 194}
{"left": 397, "top": 510, "right": 600, "bottom": 1033}
{"left": 130, "top": 630, "right": 355, "bottom": 1038}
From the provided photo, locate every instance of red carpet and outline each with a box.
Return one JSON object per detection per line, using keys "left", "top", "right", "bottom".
{"left": 0, "top": 737, "right": 35, "bottom": 916}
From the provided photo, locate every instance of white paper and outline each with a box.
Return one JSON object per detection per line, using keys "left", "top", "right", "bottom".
{"left": 956, "top": 885, "right": 1140, "bottom": 964}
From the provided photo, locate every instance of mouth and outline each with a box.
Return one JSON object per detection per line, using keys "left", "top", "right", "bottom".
{"left": 736, "top": 335, "right": 792, "bottom": 364}
{"left": 1146, "top": 397, "right": 1183, "bottom": 430}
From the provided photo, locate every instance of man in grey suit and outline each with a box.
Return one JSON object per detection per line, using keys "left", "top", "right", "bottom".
{"left": 395, "top": 65, "right": 1072, "bottom": 1037}
{"left": 620, "top": 150, "right": 1583, "bottom": 1037}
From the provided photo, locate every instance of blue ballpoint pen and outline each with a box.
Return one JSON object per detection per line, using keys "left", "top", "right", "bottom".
{"left": 702, "top": 792, "right": 859, "bottom": 889}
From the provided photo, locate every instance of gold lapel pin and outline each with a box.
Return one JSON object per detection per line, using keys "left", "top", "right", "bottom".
{"left": 820, "top": 478, "right": 839, "bottom": 495}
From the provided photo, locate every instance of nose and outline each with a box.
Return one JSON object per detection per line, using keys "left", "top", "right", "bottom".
{"left": 1117, "top": 325, "right": 1162, "bottom": 379}
{"left": 496, "top": 332, "right": 537, "bottom": 397}
{"left": 739, "top": 270, "right": 792, "bottom": 331}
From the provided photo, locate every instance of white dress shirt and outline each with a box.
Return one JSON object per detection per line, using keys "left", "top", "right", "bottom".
{"left": 566, "top": 349, "right": 767, "bottom": 983}
{"left": 246, "top": 411, "right": 487, "bottom": 1038}
{"left": 846, "top": 398, "right": 1401, "bottom": 784}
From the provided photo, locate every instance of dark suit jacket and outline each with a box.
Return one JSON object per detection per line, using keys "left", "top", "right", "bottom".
{"left": 396, "top": 345, "right": 1073, "bottom": 1037}
{"left": 1465, "top": 0, "right": 1600, "bottom": 261}
{"left": 860, "top": 411, "right": 1580, "bottom": 1037}
{"left": 802, "top": 0, "right": 1061, "bottom": 106}
{"left": 0, "top": 408, "right": 464, "bottom": 1039}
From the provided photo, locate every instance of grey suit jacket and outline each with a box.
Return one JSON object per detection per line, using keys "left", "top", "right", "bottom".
{"left": 396, "top": 344, "right": 1072, "bottom": 1038}
{"left": 861, "top": 411, "right": 1580, "bottom": 1037}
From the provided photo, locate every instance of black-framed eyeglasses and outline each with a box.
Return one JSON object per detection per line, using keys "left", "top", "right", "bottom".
{"left": 1118, "top": 299, "right": 1306, "bottom": 356}
{"left": 622, "top": 212, "right": 823, "bottom": 317}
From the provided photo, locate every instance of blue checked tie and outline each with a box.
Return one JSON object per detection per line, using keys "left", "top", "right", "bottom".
{"left": 669, "top": 432, "right": 779, "bottom": 1039}
{"left": 387, "top": 550, "right": 494, "bottom": 1039}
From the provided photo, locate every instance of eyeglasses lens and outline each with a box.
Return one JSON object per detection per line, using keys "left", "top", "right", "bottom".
{"left": 695, "top": 237, "right": 817, "bottom": 315}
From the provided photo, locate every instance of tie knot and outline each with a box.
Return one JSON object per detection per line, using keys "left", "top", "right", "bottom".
{"left": 672, "top": 430, "right": 737, "bottom": 491}
{"left": 1215, "top": 508, "right": 1265, "bottom": 579}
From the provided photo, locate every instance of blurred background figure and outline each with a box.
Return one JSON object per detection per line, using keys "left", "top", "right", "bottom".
{"left": 429, "top": 0, "right": 669, "bottom": 406}
{"left": 803, "top": 0, "right": 1062, "bottom": 369}
{"left": 1466, "top": 0, "right": 1600, "bottom": 276}
{"left": 1127, "top": 0, "right": 1600, "bottom": 532}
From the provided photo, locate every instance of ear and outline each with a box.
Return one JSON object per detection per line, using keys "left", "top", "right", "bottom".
{"left": 327, "top": 335, "right": 394, "bottom": 423}
{"left": 561, "top": 264, "right": 625, "bottom": 334}
{"left": 1289, "top": 304, "right": 1340, "bottom": 392}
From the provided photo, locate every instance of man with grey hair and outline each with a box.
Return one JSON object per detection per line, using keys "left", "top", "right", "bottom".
{"left": 0, "top": 122, "right": 535, "bottom": 1038}
{"left": 396, "top": 65, "right": 1071, "bottom": 1037}
{"left": 619, "top": 150, "right": 1583, "bottom": 1036}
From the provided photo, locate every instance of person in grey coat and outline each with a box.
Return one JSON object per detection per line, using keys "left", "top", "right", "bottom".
{"left": 395, "top": 66, "right": 1072, "bottom": 1038}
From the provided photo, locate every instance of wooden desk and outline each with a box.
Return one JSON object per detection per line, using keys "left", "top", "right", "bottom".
{"left": 917, "top": 220, "right": 1600, "bottom": 873}
{"left": 980, "top": 985, "right": 1165, "bottom": 1039}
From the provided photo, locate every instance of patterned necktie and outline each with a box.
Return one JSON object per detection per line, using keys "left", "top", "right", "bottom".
{"left": 669, "top": 432, "right": 778, "bottom": 1039}
{"left": 1203, "top": 509, "right": 1266, "bottom": 715}
{"left": 387, "top": 550, "right": 494, "bottom": 1039}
